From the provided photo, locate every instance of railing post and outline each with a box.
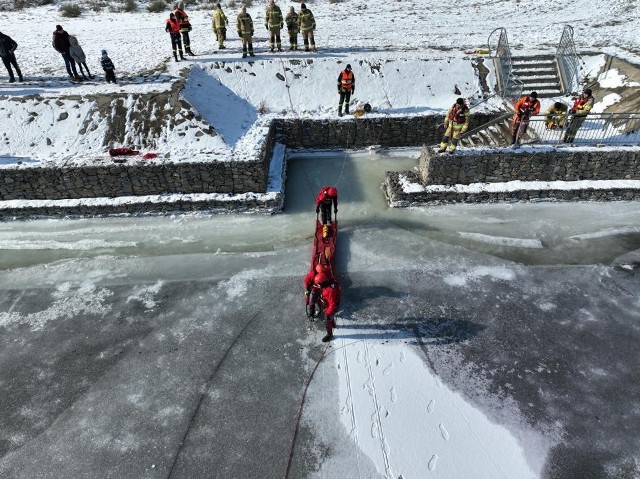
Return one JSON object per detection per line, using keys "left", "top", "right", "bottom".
{"left": 555, "top": 25, "right": 581, "bottom": 94}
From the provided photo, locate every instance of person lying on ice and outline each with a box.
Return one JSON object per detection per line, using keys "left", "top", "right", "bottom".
{"left": 315, "top": 186, "right": 338, "bottom": 225}
{"left": 304, "top": 264, "right": 332, "bottom": 295}
{"left": 309, "top": 272, "right": 340, "bottom": 343}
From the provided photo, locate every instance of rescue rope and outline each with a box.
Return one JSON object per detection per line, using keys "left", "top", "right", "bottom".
{"left": 279, "top": 59, "right": 297, "bottom": 117}
{"left": 283, "top": 342, "right": 331, "bottom": 479}
{"left": 166, "top": 310, "right": 262, "bottom": 479}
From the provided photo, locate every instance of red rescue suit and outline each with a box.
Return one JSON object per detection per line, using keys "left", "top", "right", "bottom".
{"left": 315, "top": 186, "right": 338, "bottom": 225}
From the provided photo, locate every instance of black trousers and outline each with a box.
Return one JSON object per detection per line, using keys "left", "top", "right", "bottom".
{"left": 105, "top": 69, "right": 116, "bottom": 83}
{"left": 1, "top": 52, "right": 21, "bottom": 80}
{"left": 181, "top": 31, "right": 191, "bottom": 52}
{"left": 339, "top": 90, "right": 352, "bottom": 112}
{"left": 170, "top": 33, "right": 183, "bottom": 55}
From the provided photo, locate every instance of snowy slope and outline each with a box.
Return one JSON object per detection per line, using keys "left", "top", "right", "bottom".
{"left": 1, "top": 0, "right": 640, "bottom": 164}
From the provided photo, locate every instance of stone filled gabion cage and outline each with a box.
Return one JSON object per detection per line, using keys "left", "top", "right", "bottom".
{"left": 4, "top": 111, "right": 639, "bottom": 217}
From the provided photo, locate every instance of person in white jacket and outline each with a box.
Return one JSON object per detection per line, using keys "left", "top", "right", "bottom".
{"left": 68, "top": 35, "right": 93, "bottom": 80}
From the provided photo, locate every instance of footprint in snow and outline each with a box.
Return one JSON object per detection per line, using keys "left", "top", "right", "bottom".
{"left": 428, "top": 454, "right": 438, "bottom": 471}
{"left": 439, "top": 423, "right": 449, "bottom": 441}
{"left": 427, "top": 399, "right": 435, "bottom": 413}
{"left": 390, "top": 386, "right": 397, "bottom": 403}
{"left": 383, "top": 363, "right": 393, "bottom": 375}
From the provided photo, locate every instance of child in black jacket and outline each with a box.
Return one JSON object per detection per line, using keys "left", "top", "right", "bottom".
{"left": 100, "top": 50, "right": 116, "bottom": 83}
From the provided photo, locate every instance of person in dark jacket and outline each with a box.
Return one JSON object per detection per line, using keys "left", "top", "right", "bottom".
{"left": 337, "top": 64, "right": 354, "bottom": 117}
{"left": 69, "top": 35, "right": 93, "bottom": 80}
{"left": 166, "top": 12, "right": 185, "bottom": 61}
{"left": 0, "top": 31, "right": 22, "bottom": 83}
{"left": 52, "top": 25, "right": 80, "bottom": 80}
{"left": 100, "top": 50, "right": 116, "bottom": 83}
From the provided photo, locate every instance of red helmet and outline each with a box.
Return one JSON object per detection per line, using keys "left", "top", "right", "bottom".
{"left": 328, "top": 187, "right": 337, "bottom": 197}
{"left": 315, "top": 264, "right": 325, "bottom": 274}
{"left": 314, "top": 272, "right": 328, "bottom": 285}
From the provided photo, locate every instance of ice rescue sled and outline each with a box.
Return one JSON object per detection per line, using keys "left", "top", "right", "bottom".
{"left": 310, "top": 219, "right": 338, "bottom": 275}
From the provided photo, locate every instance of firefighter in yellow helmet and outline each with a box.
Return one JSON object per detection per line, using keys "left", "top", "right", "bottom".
{"left": 298, "top": 3, "right": 316, "bottom": 52}
{"left": 438, "top": 98, "right": 470, "bottom": 154}
{"left": 212, "top": 3, "right": 228, "bottom": 50}
{"left": 285, "top": 6, "right": 299, "bottom": 51}
{"left": 265, "top": 0, "right": 284, "bottom": 52}
{"left": 236, "top": 6, "right": 254, "bottom": 58}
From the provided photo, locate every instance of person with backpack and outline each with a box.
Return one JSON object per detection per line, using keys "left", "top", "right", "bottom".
{"left": 0, "top": 31, "right": 22, "bottom": 83}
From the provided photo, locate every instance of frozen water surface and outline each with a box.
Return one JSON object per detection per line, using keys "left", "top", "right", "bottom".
{"left": 1, "top": 149, "right": 639, "bottom": 271}
{"left": 1, "top": 150, "right": 639, "bottom": 479}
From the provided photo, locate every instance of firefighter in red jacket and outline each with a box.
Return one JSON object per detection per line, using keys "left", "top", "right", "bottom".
{"left": 315, "top": 186, "right": 338, "bottom": 225}
{"left": 311, "top": 272, "right": 340, "bottom": 342}
{"left": 512, "top": 91, "right": 540, "bottom": 145}
{"left": 438, "top": 98, "right": 470, "bottom": 154}
{"left": 337, "top": 64, "right": 355, "bottom": 117}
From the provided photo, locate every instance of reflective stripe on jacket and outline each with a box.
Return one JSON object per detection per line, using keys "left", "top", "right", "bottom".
{"left": 298, "top": 9, "right": 315, "bottom": 31}
{"left": 266, "top": 5, "right": 283, "bottom": 28}
{"left": 338, "top": 70, "right": 354, "bottom": 90}
{"left": 212, "top": 9, "right": 227, "bottom": 29}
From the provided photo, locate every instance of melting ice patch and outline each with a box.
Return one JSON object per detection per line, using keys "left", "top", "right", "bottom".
{"left": 459, "top": 232, "right": 544, "bottom": 249}
{"left": 335, "top": 332, "right": 542, "bottom": 478}
{"left": 0, "top": 239, "right": 138, "bottom": 250}
{"left": 126, "top": 281, "right": 164, "bottom": 310}
{"left": 220, "top": 269, "right": 269, "bottom": 300}
{"left": 443, "top": 265, "right": 516, "bottom": 287}
{"left": 0, "top": 284, "right": 113, "bottom": 330}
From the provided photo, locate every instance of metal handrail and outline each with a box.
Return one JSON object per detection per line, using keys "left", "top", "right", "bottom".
{"left": 555, "top": 25, "right": 582, "bottom": 94}
{"left": 487, "top": 27, "right": 522, "bottom": 100}
{"left": 467, "top": 112, "right": 640, "bottom": 147}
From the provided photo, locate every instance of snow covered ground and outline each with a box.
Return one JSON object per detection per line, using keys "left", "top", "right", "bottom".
{"left": 1, "top": 0, "right": 640, "bottom": 165}
{"left": 2, "top": 1, "right": 640, "bottom": 478}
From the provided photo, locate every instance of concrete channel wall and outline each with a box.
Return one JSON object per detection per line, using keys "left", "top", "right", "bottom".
{"left": 383, "top": 147, "right": 640, "bottom": 205}
{"left": 0, "top": 113, "right": 497, "bottom": 219}
{"left": 5, "top": 112, "right": 637, "bottom": 217}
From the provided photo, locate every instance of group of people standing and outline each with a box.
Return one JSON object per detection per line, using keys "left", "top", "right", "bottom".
{"left": 166, "top": 1, "right": 316, "bottom": 60}
{"left": 52, "top": 25, "right": 116, "bottom": 83}
{"left": 165, "top": 2, "right": 196, "bottom": 61}
{"left": 1, "top": 25, "right": 117, "bottom": 83}
{"left": 510, "top": 89, "right": 594, "bottom": 145}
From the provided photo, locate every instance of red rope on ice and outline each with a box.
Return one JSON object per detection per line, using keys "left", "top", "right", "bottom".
{"left": 283, "top": 342, "right": 331, "bottom": 479}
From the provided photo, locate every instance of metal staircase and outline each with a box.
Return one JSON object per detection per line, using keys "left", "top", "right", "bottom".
{"left": 510, "top": 55, "right": 563, "bottom": 97}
